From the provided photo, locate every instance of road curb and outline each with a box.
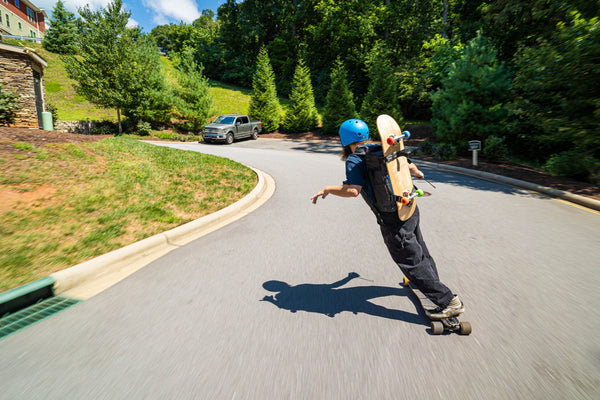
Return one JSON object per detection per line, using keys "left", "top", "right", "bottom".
{"left": 0, "top": 166, "right": 275, "bottom": 311}
{"left": 415, "top": 159, "right": 600, "bottom": 211}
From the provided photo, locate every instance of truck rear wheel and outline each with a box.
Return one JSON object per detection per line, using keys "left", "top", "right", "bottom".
{"left": 251, "top": 128, "right": 259, "bottom": 140}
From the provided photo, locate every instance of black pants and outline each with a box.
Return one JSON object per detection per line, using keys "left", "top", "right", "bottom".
{"left": 379, "top": 207, "right": 454, "bottom": 308}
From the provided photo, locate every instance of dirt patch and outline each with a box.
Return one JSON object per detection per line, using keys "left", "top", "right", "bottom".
{"left": 0, "top": 126, "right": 110, "bottom": 149}
{"left": 2, "top": 126, "right": 598, "bottom": 201}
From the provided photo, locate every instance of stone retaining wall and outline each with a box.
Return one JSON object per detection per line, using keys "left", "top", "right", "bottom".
{"left": 54, "top": 120, "right": 102, "bottom": 134}
{"left": 0, "top": 50, "right": 44, "bottom": 128}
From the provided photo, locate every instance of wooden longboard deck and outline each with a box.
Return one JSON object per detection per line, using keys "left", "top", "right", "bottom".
{"left": 376, "top": 114, "right": 416, "bottom": 221}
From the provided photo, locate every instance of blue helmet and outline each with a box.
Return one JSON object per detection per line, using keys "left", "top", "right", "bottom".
{"left": 339, "top": 119, "right": 369, "bottom": 147}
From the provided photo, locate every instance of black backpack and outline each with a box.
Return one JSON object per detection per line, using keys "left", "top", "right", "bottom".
{"left": 354, "top": 144, "right": 398, "bottom": 213}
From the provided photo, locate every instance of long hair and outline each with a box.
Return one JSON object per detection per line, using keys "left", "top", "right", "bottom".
{"left": 339, "top": 141, "right": 367, "bottom": 161}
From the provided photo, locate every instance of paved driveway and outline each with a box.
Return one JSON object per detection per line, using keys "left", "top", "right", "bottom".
{"left": 1, "top": 140, "right": 598, "bottom": 399}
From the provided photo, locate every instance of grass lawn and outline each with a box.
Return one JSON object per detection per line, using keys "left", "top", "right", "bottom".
{"left": 0, "top": 137, "right": 256, "bottom": 291}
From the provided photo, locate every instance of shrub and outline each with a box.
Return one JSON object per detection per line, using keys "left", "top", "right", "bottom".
{"left": 433, "top": 143, "right": 457, "bottom": 161}
{"left": 543, "top": 150, "right": 598, "bottom": 182}
{"left": 483, "top": 135, "right": 508, "bottom": 161}
{"left": 136, "top": 121, "right": 152, "bottom": 136}
{"left": 0, "top": 82, "right": 21, "bottom": 126}
{"left": 46, "top": 104, "right": 59, "bottom": 122}
{"left": 417, "top": 140, "right": 435, "bottom": 156}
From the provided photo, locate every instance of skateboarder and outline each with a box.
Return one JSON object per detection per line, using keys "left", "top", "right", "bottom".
{"left": 310, "top": 119, "right": 464, "bottom": 319}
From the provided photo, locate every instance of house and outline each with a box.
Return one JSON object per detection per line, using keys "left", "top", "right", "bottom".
{"left": 0, "top": 40, "right": 47, "bottom": 127}
{"left": 0, "top": 0, "right": 47, "bottom": 39}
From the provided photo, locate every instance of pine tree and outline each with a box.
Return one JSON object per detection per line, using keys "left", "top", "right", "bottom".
{"left": 360, "top": 45, "right": 402, "bottom": 139}
{"left": 173, "top": 49, "right": 214, "bottom": 131}
{"left": 431, "top": 31, "right": 511, "bottom": 147}
{"left": 42, "top": 0, "right": 79, "bottom": 54}
{"left": 248, "top": 47, "right": 281, "bottom": 133}
{"left": 283, "top": 59, "right": 319, "bottom": 133}
{"left": 322, "top": 58, "right": 357, "bottom": 136}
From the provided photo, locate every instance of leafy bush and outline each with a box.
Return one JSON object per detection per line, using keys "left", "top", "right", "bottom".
{"left": 0, "top": 82, "right": 21, "bottom": 126}
{"left": 483, "top": 135, "right": 508, "bottom": 161}
{"left": 46, "top": 104, "right": 59, "bottom": 122}
{"left": 434, "top": 143, "right": 458, "bottom": 161}
{"left": 136, "top": 121, "right": 152, "bottom": 136}
{"left": 543, "top": 150, "right": 598, "bottom": 182}
{"left": 90, "top": 121, "right": 117, "bottom": 135}
{"left": 509, "top": 12, "right": 600, "bottom": 167}
{"left": 417, "top": 140, "right": 435, "bottom": 156}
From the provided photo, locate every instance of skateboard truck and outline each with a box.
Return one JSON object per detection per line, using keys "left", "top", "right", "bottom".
{"left": 386, "top": 131, "right": 411, "bottom": 145}
{"left": 400, "top": 188, "right": 424, "bottom": 206}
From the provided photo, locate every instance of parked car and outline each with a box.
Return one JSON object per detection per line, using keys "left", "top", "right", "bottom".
{"left": 202, "top": 114, "right": 262, "bottom": 144}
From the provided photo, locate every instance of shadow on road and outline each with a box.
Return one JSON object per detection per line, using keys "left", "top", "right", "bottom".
{"left": 260, "top": 272, "right": 423, "bottom": 325}
{"left": 418, "top": 167, "right": 546, "bottom": 198}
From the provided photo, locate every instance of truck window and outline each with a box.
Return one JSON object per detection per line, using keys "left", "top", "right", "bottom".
{"left": 240, "top": 116, "right": 249, "bottom": 124}
{"left": 213, "top": 115, "right": 235, "bottom": 124}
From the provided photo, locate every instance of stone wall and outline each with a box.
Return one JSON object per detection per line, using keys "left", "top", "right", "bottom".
{"left": 0, "top": 49, "right": 44, "bottom": 128}
{"left": 54, "top": 120, "right": 102, "bottom": 134}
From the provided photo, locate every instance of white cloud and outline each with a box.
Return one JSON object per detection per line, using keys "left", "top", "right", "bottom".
{"left": 126, "top": 17, "right": 138, "bottom": 28}
{"left": 142, "top": 0, "right": 201, "bottom": 25}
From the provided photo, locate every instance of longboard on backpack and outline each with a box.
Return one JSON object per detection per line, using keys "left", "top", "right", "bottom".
{"left": 376, "top": 114, "right": 422, "bottom": 221}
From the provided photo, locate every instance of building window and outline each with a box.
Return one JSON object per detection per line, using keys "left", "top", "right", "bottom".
{"left": 18, "top": 22, "right": 22, "bottom": 30}
{"left": 27, "top": 8, "right": 35, "bottom": 22}
{"left": 15, "top": 0, "right": 19, "bottom": 7}
{"left": 5, "top": 14, "right": 9, "bottom": 27}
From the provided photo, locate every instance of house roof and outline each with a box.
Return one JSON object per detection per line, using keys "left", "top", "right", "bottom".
{"left": 0, "top": 42, "right": 47, "bottom": 68}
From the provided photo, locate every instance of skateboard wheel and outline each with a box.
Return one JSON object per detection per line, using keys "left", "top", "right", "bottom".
{"left": 415, "top": 189, "right": 424, "bottom": 197}
{"left": 386, "top": 137, "right": 396, "bottom": 145}
{"left": 460, "top": 321, "right": 472, "bottom": 335}
{"left": 402, "top": 276, "right": 410, "bottom": 286}
{"left": 431, "top": 321, "right": 444, "bottom": 335}
{"left": 402, "top": 131, "right": 410, "bottom": 139}
{"left": 400, "top": 198, "right": 409, "bottom": 205}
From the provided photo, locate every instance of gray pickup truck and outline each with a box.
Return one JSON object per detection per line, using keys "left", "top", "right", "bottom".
{"left": 202, "top": 114, "right": 262, "bottom": 144}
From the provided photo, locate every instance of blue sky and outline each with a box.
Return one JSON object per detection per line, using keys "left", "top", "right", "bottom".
{"left": 35, "top": 0, "right": 227, "bottom": 32}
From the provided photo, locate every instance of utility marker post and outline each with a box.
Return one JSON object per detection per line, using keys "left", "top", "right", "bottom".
{"left": 469, "top": 140, "right": 481, "bottom": 167}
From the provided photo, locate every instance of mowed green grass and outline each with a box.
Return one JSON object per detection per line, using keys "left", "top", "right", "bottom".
{"left": 0, "top": 137, "right": 256, "bottom": 291}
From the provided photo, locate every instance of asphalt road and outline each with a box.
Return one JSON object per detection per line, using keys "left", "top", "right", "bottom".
{"left": 1, "top": 139, "right": 599, "bottom": 399}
